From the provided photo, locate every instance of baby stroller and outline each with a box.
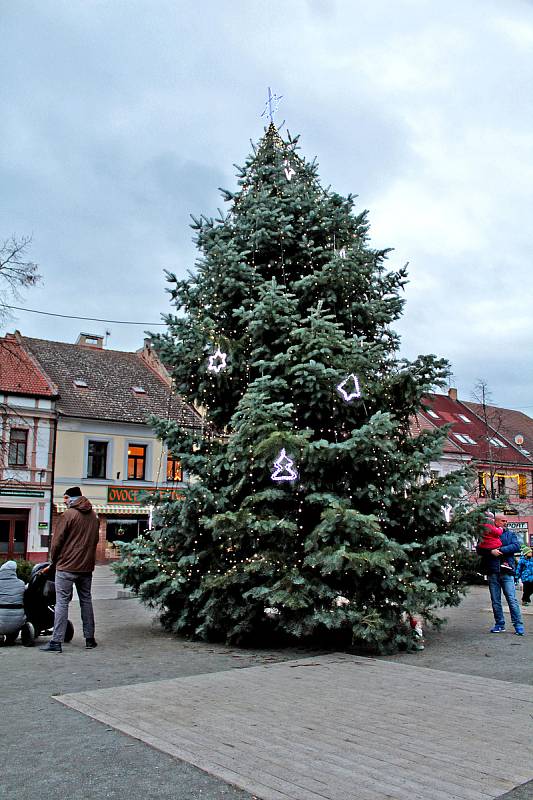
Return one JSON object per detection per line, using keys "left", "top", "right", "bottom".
{"left": 24, "top": 562, "right": 74, "bottom": 643}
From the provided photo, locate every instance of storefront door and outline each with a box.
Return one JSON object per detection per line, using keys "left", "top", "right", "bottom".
{"left": 0, "top": 510, "right": 29, "bottom": 560}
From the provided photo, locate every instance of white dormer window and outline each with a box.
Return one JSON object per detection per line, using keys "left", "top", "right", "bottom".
{"left": 457, "top": 414, "right": 471, "bottom": 423}
{"left": 489, "top": 437, "right": 506, "bottom": 447}
{"left": 132, "top": 386, "right": 146, "bottom": 394}
{"left": 454, "top": 433, "right": 476, "bottom": 444}
{"left": 74, "top": 379, "right": 88, "bottom": 388}
{"left": 427, "top": 410, "right": 439, "bottom": 419}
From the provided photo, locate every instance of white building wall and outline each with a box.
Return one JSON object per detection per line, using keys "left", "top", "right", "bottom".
{"left": 35, "top": 419, "right": 51, "bottom": 469}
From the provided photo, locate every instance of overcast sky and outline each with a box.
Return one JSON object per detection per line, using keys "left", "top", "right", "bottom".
{"left": 1, "top": 0, "right": 532, "bottom": 412}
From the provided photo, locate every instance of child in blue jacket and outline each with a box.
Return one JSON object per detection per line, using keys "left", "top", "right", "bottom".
{"left": 515, "top": 546, "right": 533, "bottom": 606}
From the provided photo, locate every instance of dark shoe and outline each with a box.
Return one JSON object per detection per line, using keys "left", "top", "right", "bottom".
{"left": 514, "top": 624, "right": 525, "bottom": 636}
{"left": 39, "top": 640, "right": 62, "bottom": 653}
{"left": 85, "top": 638, "right": 98, "bottom": 649}
{"left": 20, "top": 622, "right": 35, "bottom": 647}
{"left": 490, "top": 624, "right": 505, "bottom": 633}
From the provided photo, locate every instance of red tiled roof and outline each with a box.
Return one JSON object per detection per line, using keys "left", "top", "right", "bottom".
{"left": 464, "top": 402, "right": 533, "bottom": 460}
{"left": 422, "top": 393, "right": 532, "bottom": 468}
{"left": 410, "top": 411, "right": 468, "bottom": 455}
{"left": 0, "top": 336, "right": 56, "bottom": 397}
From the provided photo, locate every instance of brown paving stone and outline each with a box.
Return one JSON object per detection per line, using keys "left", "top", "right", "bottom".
{"left": 57, "top": 655, "right": 533, "bottom": 800}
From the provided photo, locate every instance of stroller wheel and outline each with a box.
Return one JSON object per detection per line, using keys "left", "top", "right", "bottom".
{"left": 20, "top": 622, "right": 36, "bottom": 647}
{"left": 64, "top": 620, "right": 74, "bottom": 643}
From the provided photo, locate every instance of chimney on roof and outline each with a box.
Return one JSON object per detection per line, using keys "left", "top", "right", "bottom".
{"left": 448, "top": 387, "right": 458, "bottom": 401}
{"left": 138, "top": 337, "right": 171, "bottom": 385}
{"left": 76, "top": 333, "right": 104, "bottom": 349}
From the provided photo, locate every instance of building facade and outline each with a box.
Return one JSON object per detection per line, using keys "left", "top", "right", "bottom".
{"left": 423, "top": 389, "right": 533, "bottom": 546}
{"left": 19, "top": 332, "right": 201, "bottom": 562}
{"left": 0, "top": 335, "right": 57, "bottom": 562}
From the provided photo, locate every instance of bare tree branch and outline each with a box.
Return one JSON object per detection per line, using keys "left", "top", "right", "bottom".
{"left": 0, "top": 235, "right": 41, "bottom": 322}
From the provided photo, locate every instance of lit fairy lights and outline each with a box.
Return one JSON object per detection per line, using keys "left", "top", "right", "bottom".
{"left": 336, "top": 373, "right": 362, "bottom": 403}
{"left": 271, "top": 448, "right": 298, "bottom": 482}
{"left": 207, "top": 348, "right": 228, "bottom": 373}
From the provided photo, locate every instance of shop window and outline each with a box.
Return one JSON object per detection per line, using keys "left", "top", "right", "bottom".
{"left": 166, "top": 455, "right": 182, "bottom": 482}
{"left": 497, "top": 476, "right": 506, "bottom": 496}
{"left": 478, "top": 472, "right": 487, "bottom": 497}
{"left": 128, "top": 444, "right": 147, "bottom": 480}
{"left": 87, "top": 440, "right": 108, "bottom": 479}
{"left": 8, "top": 428, "right": 28, "bottom": 466}
{"left": 518, "top": 474, "right": 528, "bottom": 499}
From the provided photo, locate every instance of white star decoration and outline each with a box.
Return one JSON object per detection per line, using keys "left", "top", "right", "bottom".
{"left": 336, "top": 373, "right": 362, "bottom": 403}
{"left": 207, "top": 348, "right": 227, "bottom": 373}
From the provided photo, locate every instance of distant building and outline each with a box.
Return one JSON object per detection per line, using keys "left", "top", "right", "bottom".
{"left": 422, "top": 389, "right": 533, "bottom": 545}
{"left": 16, "top": 331, "right": 201, "bottom": 562}
{"left": 411, "top": 410, "right": 471, "bottom": 478}
{"left": 0, "top": 335, "right": 57, "bottom": 561}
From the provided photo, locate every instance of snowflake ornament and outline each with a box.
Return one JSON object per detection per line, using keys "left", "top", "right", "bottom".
{"left": 336, "top": 373, "right": 362, "bottom": 403}
{"left": 207, "top": 348, "right": 227, "bottom": 373}
{"left": 271, "top": 448, "right": 298, "bottom": 482}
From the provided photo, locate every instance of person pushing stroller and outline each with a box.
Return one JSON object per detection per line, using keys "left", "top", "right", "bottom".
{"left": 0, "top": 560, "right": 35, "bottom": 646}
{"left": 40, "top": 487, "right": 100, "bottom": 653}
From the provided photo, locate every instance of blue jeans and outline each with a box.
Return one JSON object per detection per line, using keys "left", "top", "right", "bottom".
{"left": 52, "top": 570, "right": 95, "bottom": 642}
{"left": 488, "top": 573, "right": 523, "bottom": 627}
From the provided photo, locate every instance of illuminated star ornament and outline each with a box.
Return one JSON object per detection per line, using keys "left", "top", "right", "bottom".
{"left": 336, "top": 373, "right": 362, "bottom": 403}
{"left": 261, "top": 86, "right": 283, "bottom": 124}
{"left": 284, "top": 159, "right": 295, "bottom": 181}
{"left": 207, "top": 348, "right": 227, "bottom": 373}
{"left": 271, "top": 448, "right": 298, "bottom": 482}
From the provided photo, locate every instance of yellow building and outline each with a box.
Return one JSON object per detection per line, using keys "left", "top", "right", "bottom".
{"left": 19, "top": 332, "right": 201, "bottom": 561}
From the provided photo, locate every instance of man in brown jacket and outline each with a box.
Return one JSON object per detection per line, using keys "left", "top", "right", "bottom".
{"left": 40, "top": 486, "right": 100, "bottom": 653}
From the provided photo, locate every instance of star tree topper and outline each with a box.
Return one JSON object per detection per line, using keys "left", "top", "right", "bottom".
{"left": 261, "top": 86, "right": 283, "bottom": 124}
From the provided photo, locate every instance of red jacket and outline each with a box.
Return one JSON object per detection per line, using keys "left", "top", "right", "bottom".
{"left": 478, "top": 523, "right": 503, "bottom": 551}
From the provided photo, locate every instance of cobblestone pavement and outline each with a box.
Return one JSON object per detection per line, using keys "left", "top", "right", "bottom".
{"left": 3, "top": 568, "right": 532, "bottom": 800}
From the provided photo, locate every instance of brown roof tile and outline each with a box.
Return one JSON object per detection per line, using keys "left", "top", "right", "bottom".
{"left": 21, "top": 335, "right": 202, "bottom": 427}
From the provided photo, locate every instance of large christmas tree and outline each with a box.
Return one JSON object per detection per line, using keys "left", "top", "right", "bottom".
{"left": 116, "top": 124, "right": 471, "bottom": 652}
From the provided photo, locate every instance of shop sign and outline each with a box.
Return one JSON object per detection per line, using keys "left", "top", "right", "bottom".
{"left": 38, "top": 522, "right": 49, "bottom": 529}
{"left": 107, "top": 486, "right": 185, "bottom": 505}
{"left": 0, "top": 489, "right": 45, "bottom": 497}
{"left": 507, "top": 521, "right": 529, "bottom": 542}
